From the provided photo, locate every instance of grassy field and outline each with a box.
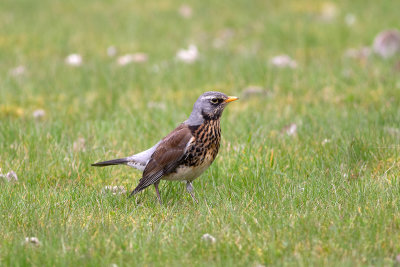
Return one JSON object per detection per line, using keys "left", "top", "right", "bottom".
{"left": 1, "top": 0, "right": 400, "bottom": 266}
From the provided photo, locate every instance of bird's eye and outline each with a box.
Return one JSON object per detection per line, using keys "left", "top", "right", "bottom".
{"left": 210, "top": 98, "right": 219, "bottom": 104}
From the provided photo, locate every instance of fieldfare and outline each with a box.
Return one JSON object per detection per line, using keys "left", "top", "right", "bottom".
{"left": 92, "top": 91, "right": 238, "bottom": 204}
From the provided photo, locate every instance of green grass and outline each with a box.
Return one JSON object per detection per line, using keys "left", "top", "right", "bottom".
{"left": 1, "top": 0, "right": 400, "bottom": 266}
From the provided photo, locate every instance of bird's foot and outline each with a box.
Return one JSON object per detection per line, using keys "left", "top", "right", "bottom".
{"left": 154, "top": 182, "right": 163, "bottom": 205}
{"left": 186, "top": 181, "right": 198, "bottom": 204}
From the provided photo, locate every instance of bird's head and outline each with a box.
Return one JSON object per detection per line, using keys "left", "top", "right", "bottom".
{"left": 187, "top": 91, "right": 238, "bottom": 126}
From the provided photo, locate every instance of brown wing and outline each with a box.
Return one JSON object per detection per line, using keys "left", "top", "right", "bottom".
{"left": 130, "top": 123, "right": 193, "bottom": 195}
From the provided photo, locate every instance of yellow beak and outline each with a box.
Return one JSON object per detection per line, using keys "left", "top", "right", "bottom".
{"left": 224, "top": 96, "right": 239, "bottom": 103}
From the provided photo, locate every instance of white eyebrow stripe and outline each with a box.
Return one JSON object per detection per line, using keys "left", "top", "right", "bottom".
{"left": 202, "top": 95, "right": 219, "bottom": 100}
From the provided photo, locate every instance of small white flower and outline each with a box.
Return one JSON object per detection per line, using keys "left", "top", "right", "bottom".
{"left": 201, "top": 233, "right": 216, "bottom": 243}
{"left": 102, "top": 186, "right": 127, "bottom": 195}
{"left": 270, "top": 55, "right": 297, "bottom": 69}
{"left": 65, "top": 54, "right": 82, "bottom": 66}
{"left": 24, "top": 237, "right": 41, "bottom": 246}
{"left": 282, "top": 123, "right": 297, "bottom": 136}
{"left": 320, "top": 2, "right": 338, "bottom": 22}
{"left": 345, "top": 13, "right": 356, "bottom": 26}
{"left": 9, "top": 65, "right": 26, "bottom": 76}
{"left": 1, "top": 171, "right": 18, "bottom": 182}
{"left": 117, "top": 53, "right": 148, "bottom": 66}
{"left": 176, "top": 45, "right": 199, "bottom": 63}
{"left": 373, "top": 29, "right": 400, "bottom": 59}
{"left": 73, "top": 137, "right": 86, "bottom": 152}
{"left": 178, "top": 4, "right": 192, "bottom": 18}
{"left": 117, "top": 54, "right": 133, "bottom": 66}
{"left": 233, "top": 144, "right": 245, "bottom": 152}
{"left": 130, "top": 53, "right": 148, "bottom": 63}
{"left": 107, "top": 46, "right": 118, "bottom": 57}
{"left": 321, "top": 139, "right": 331, "bottom": 145}
{"left": 33, "top": 109, "right": 46, "bottom": 119}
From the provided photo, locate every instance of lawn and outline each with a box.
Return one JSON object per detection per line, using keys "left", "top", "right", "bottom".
{"left": 1, "top": 0, "right": 400, "bottom": 266}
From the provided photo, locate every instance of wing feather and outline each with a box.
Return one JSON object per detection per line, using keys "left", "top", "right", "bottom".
{"left": 130, "top": 124, "right": 193, "bottom": 195}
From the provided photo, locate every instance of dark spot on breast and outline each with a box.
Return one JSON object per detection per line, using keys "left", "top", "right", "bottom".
{"left": 182, "top": 119, "right": 222, "bottom": 168}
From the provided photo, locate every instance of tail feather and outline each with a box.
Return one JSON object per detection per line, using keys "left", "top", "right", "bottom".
{"left": 91, "top": 158, "right": 128, "bottom": 167}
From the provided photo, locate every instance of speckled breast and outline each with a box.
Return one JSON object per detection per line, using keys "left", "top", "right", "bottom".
{"left": 184, "top": 119, "right": 221, "bottom": 167}
{"left": 162, "top": 119, "right": 222, "bottom": 182}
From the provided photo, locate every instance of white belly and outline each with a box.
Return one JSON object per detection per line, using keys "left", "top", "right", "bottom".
{"left": 162, "top": 158, "right": 213, "bottom": 182}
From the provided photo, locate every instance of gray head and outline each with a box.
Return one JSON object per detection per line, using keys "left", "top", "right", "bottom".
{"left": 187, "top": 91, "right": 238, "bottom": 126}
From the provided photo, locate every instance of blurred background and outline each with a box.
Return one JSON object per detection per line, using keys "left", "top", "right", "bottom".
{"left": 1, "top": 0, "right": 399, "bottom": 117}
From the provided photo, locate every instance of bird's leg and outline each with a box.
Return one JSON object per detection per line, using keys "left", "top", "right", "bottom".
{"left": 154, "top": 181, "right": 162, "bottom": 205}
{"left": 186, "top": 181, "right": 198, "bottom": 204}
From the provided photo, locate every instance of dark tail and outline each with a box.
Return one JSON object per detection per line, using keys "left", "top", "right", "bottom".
{"left": 91, "top": 158, "right": 128, "bottom": 167}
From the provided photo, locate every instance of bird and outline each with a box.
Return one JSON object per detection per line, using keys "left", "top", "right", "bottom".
{"left": 91, "top": 91, "right": 238, "bottom": 204}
